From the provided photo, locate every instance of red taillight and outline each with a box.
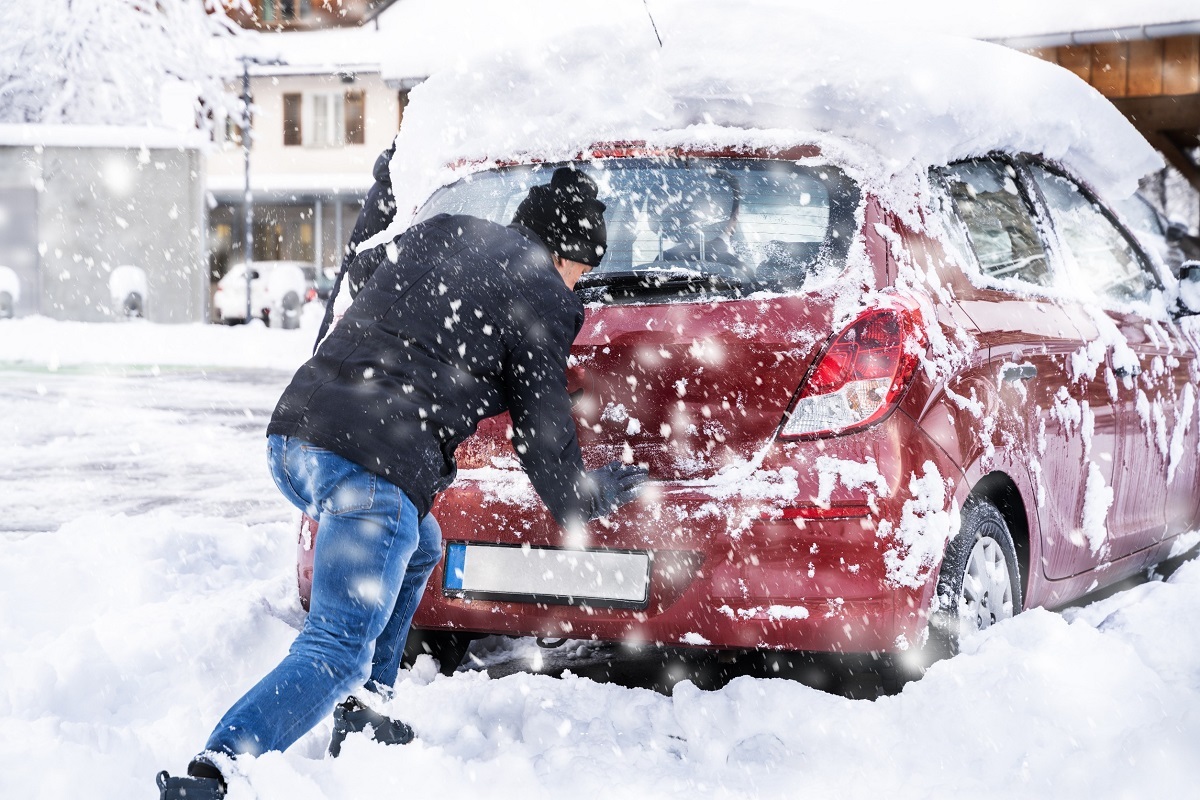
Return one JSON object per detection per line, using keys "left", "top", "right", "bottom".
{"left": 305, "top": 287, "right": 317, "bottom": 303}
{"left": 780, "top": 304, "right": 924, "bottom": 440}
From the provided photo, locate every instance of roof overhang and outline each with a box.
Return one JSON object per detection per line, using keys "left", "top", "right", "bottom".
{"left": 0, "top": 124, "right": 205, "bottom": 150}
{"left": 990, "top": 18, "right": 1200, "bottom": 50}
{"left": 207, "top": 172, "right": 375, "bottom": 204}
{"left": 247, "top": 63, "right": 382, "bottom": 79}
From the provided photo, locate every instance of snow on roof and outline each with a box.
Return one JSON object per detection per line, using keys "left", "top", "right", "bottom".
{"left": 372, "top": 0, "right": 648, "bottom": 81}
{"left": 240, "top": 25, "right": 391, "bottom": 76}
{"left": 376, "top": 1, "right": 1162, "bottom": 232}
{"left": 0, "top": 124, "right": 204, "bottom": 150}
{"left": 240, "top": 0, "right": 630, "bottom": 76}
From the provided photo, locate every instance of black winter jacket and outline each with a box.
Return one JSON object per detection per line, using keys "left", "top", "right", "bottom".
{"left": 267, "top": 213, "right": 596, "bottom": 524}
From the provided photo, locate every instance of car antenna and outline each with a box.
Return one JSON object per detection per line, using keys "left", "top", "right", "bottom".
{"left": 641, "top": 0, "right": 663, "bottom": 47}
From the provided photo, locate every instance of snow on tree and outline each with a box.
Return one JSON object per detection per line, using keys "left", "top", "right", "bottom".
{"left": 0, "top": 0, "right": 244, "bottom": 131}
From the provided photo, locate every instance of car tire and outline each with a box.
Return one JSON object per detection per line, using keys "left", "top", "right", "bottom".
{"left": 400, "top": 628, "right": 478, "bottom": 676}
{"left": 0, "top": 291, "right": 12, "bottom": 319}
{"left": 879, "top": 498, "right": 1022, "bottom": 693}
{"left": 927, "top": 498, "right": 1022, "bottom": 659}
{"left": 280, "top": 291, "right": 301, "bottom": 330}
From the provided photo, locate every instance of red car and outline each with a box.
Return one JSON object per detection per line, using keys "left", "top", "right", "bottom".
{"left": 299, "top": 143, "right": 1200, "bottom": 677}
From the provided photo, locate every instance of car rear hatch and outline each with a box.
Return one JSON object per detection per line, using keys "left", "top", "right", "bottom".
{"left": 567, "top": 293, "right": 836, "bottom": 479}
{"left": 424, "top": 154, "right": 864, "bottom": 481}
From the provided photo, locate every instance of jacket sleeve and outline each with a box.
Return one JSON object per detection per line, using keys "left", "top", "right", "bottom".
{"left": 345, "top": 238, "right": 391, "bottom": 297}
{"left": 314, "top": 145, "right": 398, "bottom": 349}
{"left": 501, "top": 295, "right": 596, "bottom": 527}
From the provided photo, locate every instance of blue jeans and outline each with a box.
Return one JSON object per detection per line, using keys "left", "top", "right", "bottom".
{"left": 204, "top": 435, "right": 442, "bottom": 758}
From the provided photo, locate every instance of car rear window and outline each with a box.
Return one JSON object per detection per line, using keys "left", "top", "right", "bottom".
{"left": 415, "top": 158, "right": 860, "bottom": 299}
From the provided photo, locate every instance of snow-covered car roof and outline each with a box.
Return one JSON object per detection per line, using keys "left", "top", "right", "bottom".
{"left": 379, "top": 2, "right": 1161, "bottom": 237}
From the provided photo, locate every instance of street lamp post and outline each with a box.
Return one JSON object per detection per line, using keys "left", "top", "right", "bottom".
{"left": 241, "top": 56, "right": 254, "bottom": 324}
{"left": 238, "top": 54, "right": 283, "bottom": 324}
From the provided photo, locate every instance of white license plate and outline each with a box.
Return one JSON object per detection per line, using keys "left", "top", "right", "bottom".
{"left": 443, "top": 543, "right": 650, "bottom": 608}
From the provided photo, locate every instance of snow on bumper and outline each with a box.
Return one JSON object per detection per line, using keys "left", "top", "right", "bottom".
{"left": 411, "top": 419, "right": 960, "bottom": 654}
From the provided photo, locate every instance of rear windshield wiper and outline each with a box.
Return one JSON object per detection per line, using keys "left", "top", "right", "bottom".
{"left": 577, "top": 270, "right": 747, "bottom": 292}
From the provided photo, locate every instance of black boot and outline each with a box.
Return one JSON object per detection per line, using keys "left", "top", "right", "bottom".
{"left": 156, "top": 763, "right": 226, "bottom": 799}
{"left": 328, "top": 696, "right": 415, "bottom": 757}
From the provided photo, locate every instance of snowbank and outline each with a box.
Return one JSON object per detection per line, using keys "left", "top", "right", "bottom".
{"left": 2, "top": 505, "right": 1199, "bottom": 798}
{"left": 378, "top": 0, "right": 1161, "bottom": 237}
{"left": 0, "top": 316, "right": 315, "bottom": 371}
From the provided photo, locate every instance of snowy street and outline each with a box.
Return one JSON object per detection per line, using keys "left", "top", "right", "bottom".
{"left": 1, "top": 319, "right": 1198, "bottom": 799}
{"left": 0, "top": 366, "right": 289, "bottom": 536}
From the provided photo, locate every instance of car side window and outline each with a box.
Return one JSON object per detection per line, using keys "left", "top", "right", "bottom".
{"left": 939, "top": 160, "right": 1052, "bottom": 286}
{"left": 1026, "top": 164, "right": 1157, "bottom": 305}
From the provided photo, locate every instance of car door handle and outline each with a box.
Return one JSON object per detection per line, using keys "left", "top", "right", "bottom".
{"left": 1001, "top": 364, "right": 1037, "bottom": 382}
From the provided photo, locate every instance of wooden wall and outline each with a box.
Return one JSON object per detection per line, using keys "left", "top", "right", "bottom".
{"left": 1028, "top": 36, "right": 1200, "bottom": 98}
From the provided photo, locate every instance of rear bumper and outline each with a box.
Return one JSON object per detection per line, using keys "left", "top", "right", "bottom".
{"left": 417, "top": 494, "right": 904, "bottom": 651}
{"left": 417, "top": 418, "right": 959, "bottom": 654}
{"left": 298, "top": 416, "right": 961, "bottom": 654}
{"left": 303, "top": 508, "right": 910, "bottom": 652}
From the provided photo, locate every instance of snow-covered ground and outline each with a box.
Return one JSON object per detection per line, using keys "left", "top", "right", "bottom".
{"left": 2, "top": 317, "right": 1199, "bottom": 799}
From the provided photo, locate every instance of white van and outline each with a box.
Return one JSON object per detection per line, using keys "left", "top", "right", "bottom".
{"left": 213, "top": 260, "right": 314, "bottom": 329}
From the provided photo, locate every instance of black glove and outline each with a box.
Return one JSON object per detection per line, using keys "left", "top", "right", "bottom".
{"left": 583, "top": 460, "right": 649, "bottom": 519}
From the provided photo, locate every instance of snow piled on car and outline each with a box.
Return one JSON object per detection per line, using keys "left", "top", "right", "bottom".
{"left": 377, "top": 0, "right": 1161, "bottom": 235}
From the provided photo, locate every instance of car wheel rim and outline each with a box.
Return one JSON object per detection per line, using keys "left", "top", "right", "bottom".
{"left": 959, "top": 536, "right": 1013, "bottom": 637}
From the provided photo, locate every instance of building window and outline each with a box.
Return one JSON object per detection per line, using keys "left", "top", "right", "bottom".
{"left": 398, "top": 90, "right": 410, "bottom": 130}
{"left": 283, "top": 93, "right": 302, "bottom": 146}
{"left": 310, "top": 91, "right": 345, "bottom": 147}
{"left": 261, "top": 0, "right": 311, "bottom": 22}
{"left": 302, "top": 91, "right": 366, "bottom": 148}
{"left": 224, "top": 114, "right": 244, "bottom": 147}
{"left": 345, "top": 90, "right": 365, "bottom": 145}
{"left": 283, "top": 0, "right": 312, "bottom": 19}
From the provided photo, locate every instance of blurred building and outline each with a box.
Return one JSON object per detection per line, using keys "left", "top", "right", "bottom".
{"left": 205, "top": 0, "right": 411, "bottom": 291}
{"left": 999, "top": 22, "right": 1200, "bottom": 225}
{"left": 221, "top": 0, "right": 391, "bottom": 31}
{"left": 0, "top": 126, "right": 207, "bottom": 323}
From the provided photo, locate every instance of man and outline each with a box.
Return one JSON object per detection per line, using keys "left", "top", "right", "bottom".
{"left": 157, "top": 166, "right": 647, "bottom": 799}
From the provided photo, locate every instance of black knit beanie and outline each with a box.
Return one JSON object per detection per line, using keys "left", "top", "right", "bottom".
{"left": 511, "top": 167, "right": 608, "bottom": 267}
